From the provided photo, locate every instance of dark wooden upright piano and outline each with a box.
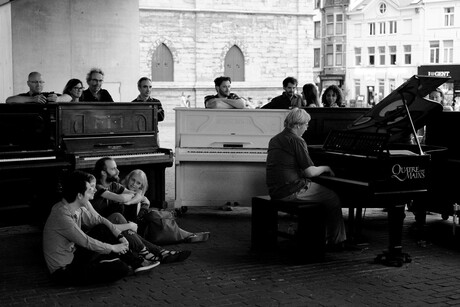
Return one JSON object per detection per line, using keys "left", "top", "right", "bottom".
{"left": 305, "top": 75, "right": 450, "bottom": 266}
{"left": 0, "top": 104, "right": 73, "bottom": 225}
{"left": 58, "top": 102, "right": 173, "bottom": 207}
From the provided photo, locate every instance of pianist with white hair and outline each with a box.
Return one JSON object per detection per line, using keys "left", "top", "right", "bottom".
{"left": 265, "top": 108, "right": 347, "bottom": 250}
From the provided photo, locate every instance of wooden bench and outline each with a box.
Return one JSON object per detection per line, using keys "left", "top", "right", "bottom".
{"left": 251, "top": 196, "right": 326, "bottom": 261}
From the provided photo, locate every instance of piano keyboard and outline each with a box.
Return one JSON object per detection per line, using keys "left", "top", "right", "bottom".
{"left": 316, "top": 175, "right": 369, "bottom": 187}
{"left": 0, "top": 156, "right": 56, "bottom": 163}
{"left": 175, "top": 148, "right": 267, "bottom": 162}
{"left": 82, "top": 152, "right": 166, "bottom": 161}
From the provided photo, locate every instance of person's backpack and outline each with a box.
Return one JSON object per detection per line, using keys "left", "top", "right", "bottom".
{"left": 138, "top": 209, "right": 192, "bottom": 244}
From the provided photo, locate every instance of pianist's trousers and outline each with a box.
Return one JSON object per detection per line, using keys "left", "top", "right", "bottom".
{"left": 281, "top": 182, "right": 347, "bottom": 245}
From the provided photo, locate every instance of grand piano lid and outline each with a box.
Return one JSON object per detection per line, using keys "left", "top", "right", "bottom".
{"left": 347, "top": 75, "right": 450, "bottom": 141}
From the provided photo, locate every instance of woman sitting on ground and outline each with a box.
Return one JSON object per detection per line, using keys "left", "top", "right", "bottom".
{"left": 123, "top": 169, "right": 210, "bottom": 244}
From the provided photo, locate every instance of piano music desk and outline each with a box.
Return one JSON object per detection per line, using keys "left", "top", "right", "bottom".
{"left": 251, "top": 196, "right": 326, "bottom": 262}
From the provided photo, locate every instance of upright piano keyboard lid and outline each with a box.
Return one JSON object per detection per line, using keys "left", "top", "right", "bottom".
{"left": 347, "top": 75, "right": 450, "bottom": 142}
{"left": 0, "top": 104, "right": 56, "bottom": 152}
{"left": 175, "top": 109, "right": 290, "bottom": 148}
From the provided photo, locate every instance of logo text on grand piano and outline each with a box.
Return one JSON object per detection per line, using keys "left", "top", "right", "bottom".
{"left": 391, "top": 164, "right": 425, "bottom": 181}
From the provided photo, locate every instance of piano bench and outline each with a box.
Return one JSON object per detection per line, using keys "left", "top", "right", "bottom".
{"left": 251, "top": 196, "right": 326, "bottom": 262}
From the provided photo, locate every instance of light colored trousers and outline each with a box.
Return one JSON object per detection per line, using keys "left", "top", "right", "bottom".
{"left": 280, "top": 181, "right": 347, "bottom": 245}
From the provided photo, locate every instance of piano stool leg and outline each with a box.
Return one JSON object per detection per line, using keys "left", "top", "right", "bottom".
{"left": 374, "top": 204, "right": 411, "bottom": 267}
{"left": 345, "top": 207, "right": 368, "bottom": 246}
{"left": 453, "top": 203, "right": 460, "bottom": 236}
{"left": 251, "top": 198, "right": 278, "bottom": 251}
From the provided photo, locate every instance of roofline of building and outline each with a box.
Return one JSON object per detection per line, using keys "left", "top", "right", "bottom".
{"left": 139, "top": 6, "right": 315, "bottom": 17}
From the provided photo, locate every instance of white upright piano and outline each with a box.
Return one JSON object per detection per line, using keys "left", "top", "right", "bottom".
{"left": 175, "top": 108, "right": 289, "bottom": 207}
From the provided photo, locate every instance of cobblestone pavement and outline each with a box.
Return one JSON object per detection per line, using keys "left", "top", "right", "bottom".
{"left": 1, "top": 206, "right": 460, "bottom": 307}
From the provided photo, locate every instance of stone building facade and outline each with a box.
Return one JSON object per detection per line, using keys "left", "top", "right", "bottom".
{"left": 139, "top": 0, "right": 316, "bottom": 114}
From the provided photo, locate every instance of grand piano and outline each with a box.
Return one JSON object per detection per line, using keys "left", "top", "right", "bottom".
{"left": 306, "top": 75, "right": 450, "bottom": 266}
{"left": 0, "top": 102, "right": 173, "bottom": 225}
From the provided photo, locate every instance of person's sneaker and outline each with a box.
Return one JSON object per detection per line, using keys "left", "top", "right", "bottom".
{"left": 134, "top": 260, "right": 160, "bottom": 273}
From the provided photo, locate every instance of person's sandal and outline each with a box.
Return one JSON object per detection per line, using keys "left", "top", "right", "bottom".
{"left": 185, "top": 232, "right": 211, "bottom": 243}
{"left": 160, "top": 250, "right": 191, "bottom": 264}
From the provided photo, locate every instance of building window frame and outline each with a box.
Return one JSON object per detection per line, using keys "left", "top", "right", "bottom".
{"left": 335, "top": 44, "right": 343, "bottom": 66}
{"left": 378, "top": 46, "right": 385, "bottom": 65}
{"left": 379, "top": 3, "right": 387, "bottom": 15}
{"left": 444, "top": 7, "right": 454, "bottom": 27}
{"left": 355, "top": 47, "right": 362, "bottom": 66}
{"left": 430, "top": 41, "right": 440, "bottom": 64}
{"left": 326, "top": 14, "right": 334, "bottom": 36}
{"left": 379, "top": 22, "right": 386, "bottom": 35}
{"left": 314, "top": 21, "right": 321, "bottom": 39}
{"left": 335, "top": 14, "right": 343, "bottom": 35}
{"left": 369, "top": 22, "right": 375, "bottom": 35}
{"left": 368, "top": 47, "right": 375, "bottom": 66}
{"left": 326, "top": 44, "right": 334, "bottom": 66}
{"left": 389, "top": 46, "right": 397, "bottom": 65}
{"left": 314, "top": 48, "right": 321, "bottom": 68}
{"left": 403, "top": 45, "right": 412, "bottom": 64}
{"left": 443, "top": 40, "right": 453, "bottom": 63}
{"left": 389, "top": 21, "right": 397, "bottom": 34}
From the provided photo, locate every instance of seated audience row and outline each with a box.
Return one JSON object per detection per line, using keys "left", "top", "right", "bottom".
{"left": 6, "top": 70, "right": 345, "bottom": 111}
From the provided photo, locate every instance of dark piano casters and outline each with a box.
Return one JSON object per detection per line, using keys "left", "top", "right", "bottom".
{"left": 307, "top": 75, "right": 450, "bottom": 267}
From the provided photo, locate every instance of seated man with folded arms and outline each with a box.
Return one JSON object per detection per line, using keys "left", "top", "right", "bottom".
{"left": 6, "top": 72, "right": 71, "bottom": 104}
{"left": 42, "top": 171, "right": 160, "bottom": 286}
{"left": 204, "top": 76, "right": 245, "bottom": 109}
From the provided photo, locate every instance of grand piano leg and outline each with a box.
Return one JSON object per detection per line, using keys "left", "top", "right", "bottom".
{"left": 375, "top": 204, "right": 411, "bottom": 267}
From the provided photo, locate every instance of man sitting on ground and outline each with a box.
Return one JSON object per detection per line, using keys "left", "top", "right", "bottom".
{"left": 42, "top": 171, "right": 159, "bottom": 286}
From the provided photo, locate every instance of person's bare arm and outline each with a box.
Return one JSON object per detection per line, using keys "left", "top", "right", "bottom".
{"left": 6, "top": 94, "right": 47, "bottom": 104}
{"left": 206, "top": 97, "right": 245, "bottom": 109}
{"left": 304, "top": 165, "right": 335, "bottom": 178}
{"left": 56, "top": 94, "right": 72, "bottom": 102}
{"left": 100, "top": 190, "right": 136, "bottom": 204}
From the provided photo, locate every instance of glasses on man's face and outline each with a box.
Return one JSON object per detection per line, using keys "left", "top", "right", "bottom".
{"left": 29, "top": 81, "right": 45, "bottom": 84}
{"left": 91, "top": 79, "right": 103, "bottom": 83}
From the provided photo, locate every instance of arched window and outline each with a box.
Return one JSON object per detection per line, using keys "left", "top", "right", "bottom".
{"left": 224, "top": 45, "right": 244, "bottom": 81}
{"left": 151, "top": 43, "right": 174, "bottom": 81}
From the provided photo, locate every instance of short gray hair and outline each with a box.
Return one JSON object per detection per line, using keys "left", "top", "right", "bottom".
{"left": 284, "top": 108, "right": 311, "bottom": 129}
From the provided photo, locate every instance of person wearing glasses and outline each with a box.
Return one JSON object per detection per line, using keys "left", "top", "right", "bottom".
{"left": 62, "top": 79, "right": 85, "bottom": 102}
{"left": 81, "top": 68, "right": 114, "bottom": 102}
{"left": 6, "top": 71, "right": 71, "bottom": 104}
{"left": 266, "top": 108, "right": 347, "bottom": 250}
